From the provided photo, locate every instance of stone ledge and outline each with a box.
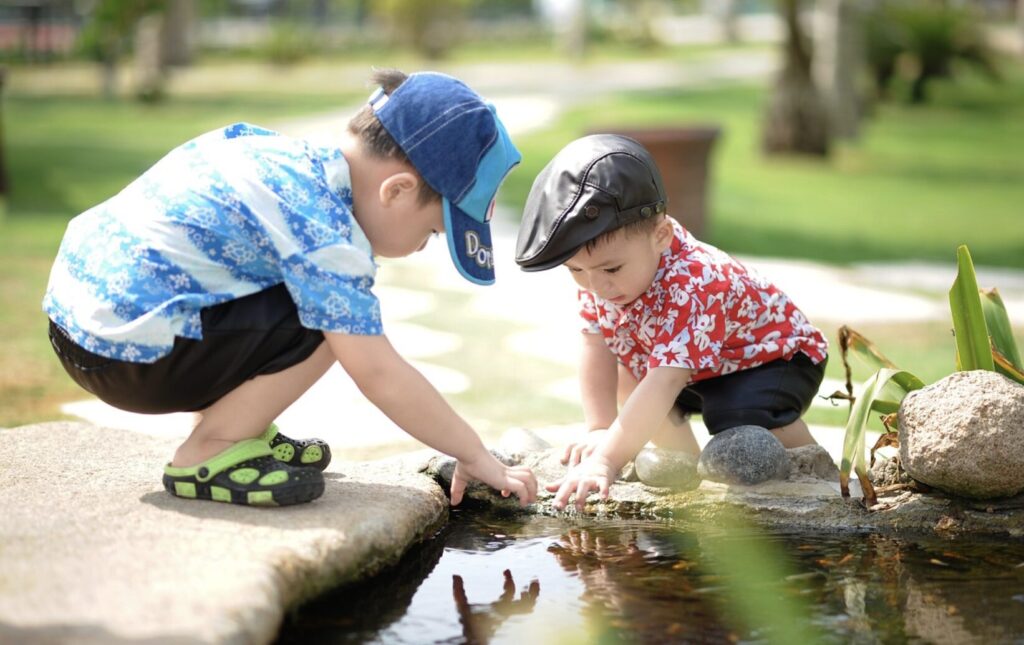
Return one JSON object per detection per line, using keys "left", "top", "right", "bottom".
{"left": 0, "top": 422, "right": 448, "bottom": 645}
{"left": 425, "top": 446, "right": 1024, "bottom": 539}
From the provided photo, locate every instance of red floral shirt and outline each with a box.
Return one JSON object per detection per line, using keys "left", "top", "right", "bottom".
{"left": 579, "top": 220, "right": 828, "bottom": 383}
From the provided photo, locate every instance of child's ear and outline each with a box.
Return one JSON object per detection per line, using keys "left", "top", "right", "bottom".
{"left": 379, "top": 171, "right": 419, "bottom": 207}
{"left": 653, "top": 216, "right": 674, "bottom": 251}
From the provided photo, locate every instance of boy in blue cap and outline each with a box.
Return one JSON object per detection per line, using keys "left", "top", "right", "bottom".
{"left": 516, "top": 135, "right": 828, "bottom": 511}
{"left": 44, "top": 69, "right": 537, "bottom": 508}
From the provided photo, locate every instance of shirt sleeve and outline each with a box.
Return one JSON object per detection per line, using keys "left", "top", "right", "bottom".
{"left": 280, "top": 246, "right": 382, "bottom": 335}
{"left": 577, "top": 288, "right": 602, "bottom": 334}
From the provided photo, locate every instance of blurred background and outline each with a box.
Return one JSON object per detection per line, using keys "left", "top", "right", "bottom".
{"left": 1, "top": 0, "right": 1022, "bottom": 447}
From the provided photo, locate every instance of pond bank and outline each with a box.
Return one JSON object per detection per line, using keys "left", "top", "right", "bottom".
{"left": 0, "top": 422, "right": 446, "bottom": 645}
{"left": 3, "top": 422, "right": 1022, "bottom": 644}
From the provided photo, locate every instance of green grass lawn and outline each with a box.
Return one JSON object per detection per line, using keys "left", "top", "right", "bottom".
{"left": 503, "top": 69, "right": 1024, "bottom": 269}
{"left": 2, "top": 57, "right": 1022, "bottom": 429}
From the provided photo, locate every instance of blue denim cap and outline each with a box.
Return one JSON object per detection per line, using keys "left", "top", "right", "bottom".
{"left": 370, "top": 72, "right": 521, "bottom": 285}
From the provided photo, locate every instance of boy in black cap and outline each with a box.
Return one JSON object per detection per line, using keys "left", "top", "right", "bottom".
{"left": 516, "top": 135, "right": 828, "bottom": 511}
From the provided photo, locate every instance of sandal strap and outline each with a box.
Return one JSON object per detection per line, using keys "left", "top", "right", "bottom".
{"left": 164, "top": 439, "right": 275, "bottom": 482}
{"left": 260, "top": 423, "right": 280, "bottom": 443}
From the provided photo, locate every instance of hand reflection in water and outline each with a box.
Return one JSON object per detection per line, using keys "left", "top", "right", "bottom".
{"left": 548, "top": 527, "right": 650, "bottom": 615}
{"left": 452, "top": 569, "right": 540, "bottom": 644}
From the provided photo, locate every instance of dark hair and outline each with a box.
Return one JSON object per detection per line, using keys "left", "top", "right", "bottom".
{"left": 347, "top": 68, "right": 441, "bottom": 206}
{"left": 583, "top": 214, "right": 666, "bottom": 253}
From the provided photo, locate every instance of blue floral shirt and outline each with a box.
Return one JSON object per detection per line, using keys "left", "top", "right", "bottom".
{"left": 43, "top": 123, "right": 381, "bottom": 364}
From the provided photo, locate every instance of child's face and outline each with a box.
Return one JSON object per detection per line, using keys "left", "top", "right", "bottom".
{"left": 564, "top": 220, "right": 673, "bottom": 306}
{"left": 358, "top": 174, "right": 446, "bottom": 259}
{"left": 381, "top": 197, "right": 445, "bottom": 258}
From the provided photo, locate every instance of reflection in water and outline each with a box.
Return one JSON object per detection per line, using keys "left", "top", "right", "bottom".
{"left": 277, "top": 511, "right": 1024, "bottom": 644}
{"left": 453, "top": 569, "right": 540, "bottom": 643}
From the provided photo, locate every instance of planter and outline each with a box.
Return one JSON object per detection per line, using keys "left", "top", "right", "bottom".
{"left": 592, "top": 126, "right": 721, "bottom": 237}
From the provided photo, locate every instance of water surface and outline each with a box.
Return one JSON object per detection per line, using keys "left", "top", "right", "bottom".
{"left": 278, "top": 510, "right": 1024, "bottom": 644}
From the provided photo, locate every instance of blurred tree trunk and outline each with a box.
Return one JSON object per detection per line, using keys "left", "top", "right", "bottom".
{"left": 814, "top": 0, "right": 864, "bottom": 140}
{"left": 159, "top": 0, "right": 196, "bottom": 68}
{"left": 134, "top": 12, "right": 165, "bottom": 101}
{"left": 704, "top": 0, "right": 740, "bottom": 43}
{"left": 1018, "top": 0, "right": 1024, "bottom": 57}
{"left": 762, "top": 0, "right": 830, "bottom": 156}
{"left": 563, "top": 0, "right": 587, "bottom": 60}
{"left": 0, "top": 67, "right": 8, "bottom": 201}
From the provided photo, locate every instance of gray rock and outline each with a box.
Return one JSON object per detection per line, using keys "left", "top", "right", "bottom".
{"left": 634, "top": 447, "right": 701, "bottom": 490}
{"left": 497, "top": 427, "right": 552, "bottom": 459}
{"left": 422, "top": 449, "right": 526, "bottom": 510}
{"left": 787, "top": 444, "right": 840, "bottom": 481}
{"left": 899, "top": 370, "right": 1024, "bottom": 499}
{"left": 870, "top": 453, "right": 912, "bottom": 488}
{"left": 697, "top": 425, "right": 790, "bottom": 486}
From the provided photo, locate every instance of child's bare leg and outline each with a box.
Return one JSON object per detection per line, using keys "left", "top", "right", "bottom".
{"left": 172, "top": 341, "right": 335, "bottom": 467}
{"left": 617, "top": 364, "right": 700, "bottom": 456}
{"left": 769, "top": 418, "right": 817, "bottom": 448}
{"left": 651, "top": 408, "right": 701, "bottom": 456}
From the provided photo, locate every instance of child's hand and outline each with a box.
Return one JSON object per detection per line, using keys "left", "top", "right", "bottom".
{"left": 561, "top": 429, "right": 608, "bottom": 467}
{"left": 451, "top": 452, "right": 538, "bottom": 508}
{"left": 546, "top": 455, "right": 617, "bottom": 512}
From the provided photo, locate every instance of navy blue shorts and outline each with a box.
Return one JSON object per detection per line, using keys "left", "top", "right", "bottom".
{"left": 674, "top": 352, "right": 827, "bottom": 434}
{"left": 49, "top": 284, "right": 325, "bottom": 414}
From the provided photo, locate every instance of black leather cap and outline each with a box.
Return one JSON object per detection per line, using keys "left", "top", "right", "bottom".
{"left": 515, "top": 134, "right": 667, "bottom": 272}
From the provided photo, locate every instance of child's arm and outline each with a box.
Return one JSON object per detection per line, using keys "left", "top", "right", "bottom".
{"left": 547, "top": 365, "right": 693, "bottom": 511}
{"left": 562, "top": 331, "right": 618, "bottom": 466}
{"left": 325, "top": 331, "right": 538, "bottom": 507}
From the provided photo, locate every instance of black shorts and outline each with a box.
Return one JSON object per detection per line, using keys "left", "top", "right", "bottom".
{"left": 675, "top": 352, "right": 827, "bottom": 434}
{"left": 49, "top": 284, "right": 325, "bottom": 414}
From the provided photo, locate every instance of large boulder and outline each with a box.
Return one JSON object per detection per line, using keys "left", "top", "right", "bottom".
{"left": 899, "top": 370, "right": 1024, "bottom": 499}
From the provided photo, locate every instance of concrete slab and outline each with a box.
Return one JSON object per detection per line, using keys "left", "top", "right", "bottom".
{"left": 0, "top": 422, "right": 447, "bottom": 645}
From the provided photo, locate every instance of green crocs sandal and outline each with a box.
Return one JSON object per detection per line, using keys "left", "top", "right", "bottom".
{"left": 163, "top": 438, "right": 324, "bottom": 507}
{"left": 262, "top": 424, "right": 332, "bottom": 471}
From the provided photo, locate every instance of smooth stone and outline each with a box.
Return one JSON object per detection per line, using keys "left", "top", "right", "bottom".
{"left": 697, "top": 425, "right": 790, "bottom": 486}
{"left": 634, "top": 447, "right": 701, "bottom": 490}
{"left": 787, "top": 444, "right": 840, "bottom": 481}
{"left": 498, "top": 427, "right": 552, "bottom": 458}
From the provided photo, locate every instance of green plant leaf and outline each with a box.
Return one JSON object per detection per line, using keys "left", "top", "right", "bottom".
{"left": 839, "top": 326, "right": 898, "bottom": 371}
{"left": 840, "top": 368, "right": 925, "bottom": 505}
{"left": 993, "top": 345, "right": 1024, "bottom": 385}
{"left": 981, "top": 287, "right": 1023, "bottom": 372}
{"left": 949, "top": 245, "right": 994, "bottom": 372}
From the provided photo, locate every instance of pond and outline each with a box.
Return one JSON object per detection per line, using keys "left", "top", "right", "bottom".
{"left": 277, "top": 510, "right": 1024, "bottom": 644}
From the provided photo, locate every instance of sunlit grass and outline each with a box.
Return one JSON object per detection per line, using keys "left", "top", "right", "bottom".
{"left": 503, "top": 67, "right": 1024, "bottom": 269}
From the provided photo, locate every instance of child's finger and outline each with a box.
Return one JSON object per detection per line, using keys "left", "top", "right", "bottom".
{"left": 450, "top": 472, "right": 466, "bottom": 507}
{"left": 560, "top": 443, "right": 573, "bottom": 465}
{"left": 520, "top": 470, "right": 539, "bottom": 502}
{"left": 569, "top": 445, "right": 583, "bottom": 467}
{"left": 574, "top": 480, "right": 591, "bottom": 512}
{"left": 554, "top": 480, "right": 574, "bottom": 510}
{"left": 599, "top": 478, "right": 610, "bottom": 500}
{"left": 544, "top": 477, "right": 564, "bottom": 493}
{"left": 504, "top": 479, "right": 529, "bottom": 507}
